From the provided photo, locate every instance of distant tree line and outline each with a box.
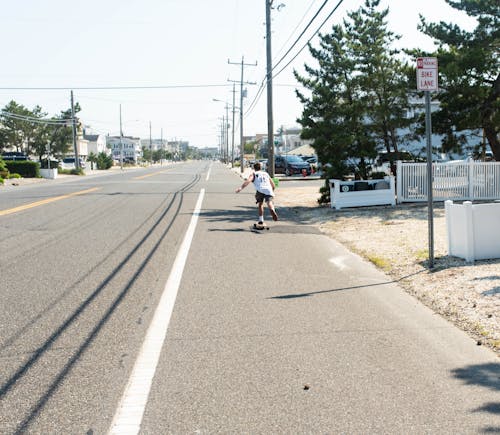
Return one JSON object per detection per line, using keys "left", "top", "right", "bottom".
{"left": 295, "top": 0, "right": 499, "bottom": 180}
{"left": 0, "top": 100, "right": 81, "bottom": 161}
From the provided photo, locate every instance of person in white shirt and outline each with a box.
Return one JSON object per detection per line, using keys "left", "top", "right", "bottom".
{"left": 235, "top": 162, "right": 278, "bottom": 224}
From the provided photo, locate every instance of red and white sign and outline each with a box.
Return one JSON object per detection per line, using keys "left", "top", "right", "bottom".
{"left": 416, "top": 57, "right": 438, "bottom": 91}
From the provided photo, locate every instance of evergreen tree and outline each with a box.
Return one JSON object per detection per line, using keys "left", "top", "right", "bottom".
{"left": 348, "top": 0, "right": 416, "bottom": 172}
{"left": 295, "top": 0, "right": 415, "bottom": 179}
{"left": 417, "top": 0, "right": 499, "bottom": 160}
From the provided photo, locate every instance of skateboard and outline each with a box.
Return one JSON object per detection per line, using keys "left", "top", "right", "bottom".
{"left": 253, "top": 222, "right": 270, "bottom": 231}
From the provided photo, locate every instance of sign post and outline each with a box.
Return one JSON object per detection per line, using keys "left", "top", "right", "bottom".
{"left": 417, "top": 57, "right": 438, "bottom": 268}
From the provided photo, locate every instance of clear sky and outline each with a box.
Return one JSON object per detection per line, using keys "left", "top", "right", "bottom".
{"left": 0, "top": 0, "right": 477, "bottom": 148}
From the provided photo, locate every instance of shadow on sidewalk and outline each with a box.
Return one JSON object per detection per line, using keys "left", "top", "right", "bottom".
{"left": 267, "top": 270, "right": 426, "bottom": 300}
{"left": 451, "top": 362, "right": 500, "bottom": 432}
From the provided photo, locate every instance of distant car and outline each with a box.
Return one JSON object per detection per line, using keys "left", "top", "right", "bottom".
{"left": 61, "top": 157, "right": 86, "bottom": 169}
{"left": 1, "top": 152, "right": 29, "bottom": 160}
{"left": 275, "top": 154, "right": 311, "bottom": 176}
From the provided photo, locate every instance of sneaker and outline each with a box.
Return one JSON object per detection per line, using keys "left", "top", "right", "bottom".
{"left": 270, "top": 209, "right": 278, "bottom": 221}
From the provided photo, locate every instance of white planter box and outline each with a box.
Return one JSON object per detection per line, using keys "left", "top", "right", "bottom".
{"left": 329, "top": 177, "right": 396, "bottom": 210}
{"left": 40, "top": 168, "right": 58, "bottom": 179}
{"left": 445, "top": 200, "right": 500, "bottom": 262}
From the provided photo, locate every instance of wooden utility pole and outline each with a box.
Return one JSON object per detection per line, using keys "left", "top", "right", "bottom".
{"left": 265, "top": 0, "right": 274, "bottom": 177}
{"left": 228, "top": 57, "right": 257, "bottom": 173}
{"left": 70, "top": 90, "right": 80, "bottom": 169}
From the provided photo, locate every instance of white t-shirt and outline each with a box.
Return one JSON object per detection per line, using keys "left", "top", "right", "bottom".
{"left": 252, "top": 170, "right": 274, "bottom": 196}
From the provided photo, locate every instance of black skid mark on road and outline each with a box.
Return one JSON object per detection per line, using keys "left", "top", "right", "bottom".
{"left": 2, "top": 175, "right": 203, "bottom": 434}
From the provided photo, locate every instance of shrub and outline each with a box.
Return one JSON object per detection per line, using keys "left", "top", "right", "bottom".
{"left": 0, "top": 176, "right": 4, "bottom": 185}
{"left": 96, "top": 152, "right": 113, "bottom": 170}
{"left": 317, "top": 182, "right": 330, "bottom": 205}
{"left": 58, "top": 167, "right": 84, "bottom": 175}
{"left": 0, "top": 157, "right": 8, "bottom": 179}
{"left": 8, "top": 173, "right": 22, "bottom": 179}
{"left": 5, "top": 160, "right": 39, "bottom": 178}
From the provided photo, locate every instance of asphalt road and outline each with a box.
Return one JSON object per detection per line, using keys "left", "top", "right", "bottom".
{"left": 0, "top": 161, "right": 498, "bottom": 434}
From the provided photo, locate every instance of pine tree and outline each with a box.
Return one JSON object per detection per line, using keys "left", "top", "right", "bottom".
{"left": 295, "top": 0, "right": 415, "bottom": 179}
{"left": 418, "top": 0, "right": 499, "bottom": 160}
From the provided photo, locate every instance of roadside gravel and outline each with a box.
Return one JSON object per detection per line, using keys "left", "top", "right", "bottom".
{"left": 275, "top": 182, "right": 500, "bottom": 357}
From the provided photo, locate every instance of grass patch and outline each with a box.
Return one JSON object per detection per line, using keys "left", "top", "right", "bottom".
{"left": 415, "top": 249, "right": 429, "bottom": 261}
{"left": 367, "top": 254, "right": 391, "bottom": 271}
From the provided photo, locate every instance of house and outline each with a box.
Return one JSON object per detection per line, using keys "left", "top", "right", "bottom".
{"left": 107, "top": 136, "right": 142, "bottom": 162}
{"left": 84, "top": 133, "right": 109, "bottom": 156}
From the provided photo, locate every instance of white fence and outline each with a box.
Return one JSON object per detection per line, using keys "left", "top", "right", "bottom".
{"left": 396, "top": 161, "right": 500, "bottom": 203}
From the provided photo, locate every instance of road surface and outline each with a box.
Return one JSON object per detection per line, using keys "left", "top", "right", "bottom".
{"left": 0, "top": 161, "right": 498, "bottom": 434}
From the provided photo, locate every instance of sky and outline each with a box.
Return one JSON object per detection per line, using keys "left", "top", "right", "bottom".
{"left": 0, "top": 0, "right": 478, "bottom": 149}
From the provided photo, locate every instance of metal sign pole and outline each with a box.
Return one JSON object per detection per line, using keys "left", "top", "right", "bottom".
{"left": 425, "top": 90, "right": 434, "bottom": 268}
{"left": 417, "top": 57, "right": 438, "bottom": 269}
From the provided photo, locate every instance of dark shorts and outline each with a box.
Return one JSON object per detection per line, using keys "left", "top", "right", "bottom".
{"left": 255, "top": 191, "right": 273, "bottom": 204}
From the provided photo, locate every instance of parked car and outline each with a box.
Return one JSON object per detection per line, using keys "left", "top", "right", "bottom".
{"left": 275, "top": 154, "right": 311, "bottom": 176}
{"left": 61, "top": 157, "right": 86, "bottom": 169}
{"left": 1, "top": 152, "right": 29, "bottom": 160}
{"left": 300, "top": 155, "right": 318, "bottom": 165}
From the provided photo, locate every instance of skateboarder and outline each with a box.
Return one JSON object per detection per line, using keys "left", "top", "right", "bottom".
{"left": 235, "top": 161, "right": 278, "bottom": 225}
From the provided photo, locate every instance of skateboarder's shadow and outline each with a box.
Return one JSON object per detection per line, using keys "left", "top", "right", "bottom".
{"left": 202, "top": 206, "right": 257, "bottom": 224}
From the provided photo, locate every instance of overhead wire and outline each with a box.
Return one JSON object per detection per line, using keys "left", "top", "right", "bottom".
{"left": 271, "top": 0, "right": 330, "bottom": 72}
{"left": 0, "top": 110, "right": 71, "bottom": 125}
{"left": 272, "top": 0, "right": 319, "bottom": 64}
{"left": 0, "top": 84, "right": 233, "bottom": 91}
{"left": 272, "top": 0, "right": 345, "bottom": 80}
{"left": 244, "top": 0, "right": 344, "bottom": 120}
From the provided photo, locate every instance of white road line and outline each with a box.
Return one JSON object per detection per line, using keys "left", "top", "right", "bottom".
{"left": 206, "top": 164, "right": 212, "bottom": 181}
{"left": 109, "top": 188, "right": 206, "bottom": 435}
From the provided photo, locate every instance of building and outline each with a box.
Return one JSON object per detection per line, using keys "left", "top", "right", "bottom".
{"left": 84, "top": 132, "right": 109, "bottom": 156}
{"left": 107, "top": 136, "right": 142, "bottom": 162}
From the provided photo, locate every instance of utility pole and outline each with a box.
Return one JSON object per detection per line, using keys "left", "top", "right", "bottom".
{"left": 70, "top": 90, "right": 80, "bottom": 170}
{"left": 228, "top": 56, "right": 257, "bottom": 173}
{"left": 231, "top": 83, "right": 236, "bottom": 167}
{"left": 119, "top": 104, "right": 124, "bottom": 170}
{"left": 161, "top": 127, "right": 163, "bottom": 165}
{"left": 225, "top": 102, "right": 229, "bottom": 164}
{"left": 265, "top": 0, "right": 275, "bottom": 177}
{"left": 149, "top": 121, "right": 152, "bottom": 165}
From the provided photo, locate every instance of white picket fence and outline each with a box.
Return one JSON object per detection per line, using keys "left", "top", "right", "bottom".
{"left": 396, "top": 160, "right": 500, "bottom": 203}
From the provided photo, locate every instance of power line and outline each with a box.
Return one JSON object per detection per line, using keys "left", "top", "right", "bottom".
{"left": 244, "top": 0, "right": 344, "bottom": 120}
{"left": 0, "top": 84, "right": 233, "bottom": 91}
{"left": 272, "top": 0, "right": 319, "bottom": 64}
{"left": 271, "top": 0, "right": 330, "bottom": 73}
{"left": 0, "top": 110, "right": 70, "bottom": 125}
{"left": 272, "top": 0, "right": 345, "bottom": 80}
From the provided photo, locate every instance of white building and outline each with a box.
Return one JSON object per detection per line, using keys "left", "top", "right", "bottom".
{"left": 107, "top": 136, "right": 142, "bottom": 162}
{"left": 84, "top": 133, "right": 109, "bottom": 156}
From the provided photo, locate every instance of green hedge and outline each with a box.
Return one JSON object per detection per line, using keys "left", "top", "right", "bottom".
{"left": 5, "top": 161, "right": 40, "bottom": 178}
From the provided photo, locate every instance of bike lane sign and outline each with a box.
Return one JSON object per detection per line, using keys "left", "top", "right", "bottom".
{"left": 416, "top": 57, "right": 438, "bottom": 91}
